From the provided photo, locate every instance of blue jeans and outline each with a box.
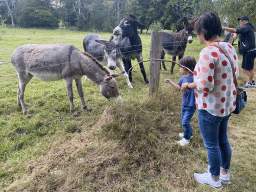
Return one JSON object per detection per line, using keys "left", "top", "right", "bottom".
{"left": 181, "top": 106, "right": 196, "bottom": 140}
{"left": 198, "top": 109, "right": 232, "bottom": 178}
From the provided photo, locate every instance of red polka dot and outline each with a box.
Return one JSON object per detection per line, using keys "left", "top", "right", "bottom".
{"left": 201, "top": 80, "right": 206, "bottom": 85}
{"left": 221, "top": 85, "right": 226, "bottom": 91}
{"left": 219, "top": 48, "right": 223, "bottom": 54}
{"left": 194, "top": 71, "right": 197, "bottom": 76}
{"left": 203, "top": 93, "right": 208, "bottom": 97}
{"left": 209, "top": 63, "right": 215, "bottom": 69}
{"left": 196, "top": 103, "right": 198, "bottom": 108}
{"left": 214, "top": 104, "right": 220, "bottom": 109}
{"left": 195, "top": 93, "right": 198, "bottom": 98}
{"left": 233, "top": 101, "right": 236, "bottom": 106}
{"left": 228, "top": 45, "right": 232, "bottom": 48}
{"left": 203, "top": 103, "right": 207, "bottom": 108}
{"left": 211, "top": 52, "right": 218, "bottom": 57}
{"left": 204, "top": 88, "right": 209, "bottom": 92}
{"left": 234, "top": 55, "right": 237, "bottom": 60}
{"left": 198, "top": 67, "right": 200, "bottom": 72}
{"left": 203, "top": 54, "right": 210, "bottom": 60}
{"left": 215, "top": 92, "right": 221, "bottom": 97}
{"left": 221, "top": 97, "right": 226, "bottom": 103}
{"left": 208, "top": 76, "right": 213, "bottom": 82}
{"left": 234, "top": 67, "right": 237, "bottom": 72}
{"left": 222, "top": 60, "right": 228, "bottom": 66}
{"left": 233, "top": 90, "right": 237, "bottom": 95}
{"left": 222, "top": 73, "right": 227, "bottom": 79}
{"left": 220, "top": 109, "right": 225, "bottom": 114}
{"left": 202, "top": 67, "right": 208, "bottom": 73}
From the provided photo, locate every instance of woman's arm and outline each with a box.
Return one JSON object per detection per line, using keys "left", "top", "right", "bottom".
{"left": 181, "top": 81, "right": 197, "bottom": 92}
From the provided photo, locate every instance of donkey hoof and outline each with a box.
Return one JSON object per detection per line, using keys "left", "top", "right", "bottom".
{"left": 72, "top": 111, "right": 79, "bottom": 117}
{"left": 84, "top": 106, "right": 92, "bottom": 111}
{"left": 26, "top": 113, "right": 31, "bottom": 118}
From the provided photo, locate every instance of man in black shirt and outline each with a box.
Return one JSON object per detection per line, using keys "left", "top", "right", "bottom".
{"left": 223, "top": 16, "right": 256, "bottom": 88}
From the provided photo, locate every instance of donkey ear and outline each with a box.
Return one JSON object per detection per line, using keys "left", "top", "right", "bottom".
{"left": 95, "top": 39, "right": 109, "bottom": 46}
{"left": 183, "top": 17, "right": 188, "bottom": 26}
{"left": 104, "top": 76, "right": 113, "bottom": 82}
{"left": 192, "top": 17, "right": 199, "bottom": 24}
{"left": 109, "top": 35, "right": 114, "bottom": 41}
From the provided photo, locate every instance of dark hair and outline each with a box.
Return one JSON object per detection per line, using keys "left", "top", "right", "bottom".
{"left": 194, "top": 11, "right": 222, "bottom": 41}
{"left": 179, "top": 56, "right": 196, "bottom": 72}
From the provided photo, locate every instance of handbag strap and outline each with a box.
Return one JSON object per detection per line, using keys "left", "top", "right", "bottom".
{"left": 211, "top": 43, "right": 238, "bottom": 88}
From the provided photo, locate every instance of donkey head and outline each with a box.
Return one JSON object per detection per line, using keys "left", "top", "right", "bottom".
{"left": 100, "top": 75, "right": 122, "bottom": 99}
{"left": 113, "top": 15, "right": 146, "bottom": 38}
{"left": 95, "top": 36, "right": 122, "bottom": 71}
{"left": 183, "top": 17, "right": 198, "bottom": 44}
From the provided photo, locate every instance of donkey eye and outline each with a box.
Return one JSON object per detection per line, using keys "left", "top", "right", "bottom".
{"left": 124, "top": 21, "right": 129, "bottom": 25}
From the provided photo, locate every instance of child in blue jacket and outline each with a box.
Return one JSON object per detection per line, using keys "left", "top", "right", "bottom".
{"left": 164, "top": 56, "right": 196, "bottom": 146}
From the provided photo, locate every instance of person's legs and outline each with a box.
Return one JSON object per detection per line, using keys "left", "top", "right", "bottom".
{"left": 242, "top": 52, "right": 255, "bottom": 85}
{"left": 197, "top": 109, "right": 222, "bottom": 178}
{"left": 182, "top": 106, "right": 196, "bottom": 140}
{"left": 219, "top": 114, "right": 232, "bottom": 172}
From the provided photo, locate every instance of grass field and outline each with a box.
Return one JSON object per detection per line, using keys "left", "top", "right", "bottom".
{"left": 0, "top": 26, "right": 256, "bottom": 191}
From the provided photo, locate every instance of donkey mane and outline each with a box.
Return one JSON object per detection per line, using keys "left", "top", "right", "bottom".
{"left": 82, "top": 51, "right": 110, "bottom": 75}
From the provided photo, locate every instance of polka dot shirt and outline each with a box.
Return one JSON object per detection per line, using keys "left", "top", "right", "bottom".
{"left": 194, "top": 42, "right": 239, "bottom": 117}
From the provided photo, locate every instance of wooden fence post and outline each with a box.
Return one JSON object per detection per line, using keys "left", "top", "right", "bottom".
{"left": 149, "top": 31, "right": 163, "bottom": 95}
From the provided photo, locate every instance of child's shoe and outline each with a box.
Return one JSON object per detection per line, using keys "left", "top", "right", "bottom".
{"left": 178, "top": 133, "right": 184, "bottom": 138}
{"left": 178, "top": 138, "right": 190, "bottom": 146}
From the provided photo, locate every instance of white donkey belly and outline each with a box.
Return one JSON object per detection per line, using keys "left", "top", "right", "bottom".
{"left": 30, "top": 71, "right": 64, "bottom": 81}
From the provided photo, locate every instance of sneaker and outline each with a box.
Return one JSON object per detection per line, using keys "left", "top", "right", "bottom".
{"left": 178, "top": 133, "right": 184, "bottom": 138}
{"left": 178, "top": 138, "right": 190, "bottom": 146}
{"left": 252, "top": 81, "right": 256, "bottom": 87}
{"left": 205, "top": 165, "right": 231, "bottom": 184}
{"left": 220, "top": 173, "right": 231, "bottom": 184}
{"left": 194, "top": 172, "right": 223, "bottom": 190}
{"left": 245, "top": 82, "right": 253, "bottom": 88}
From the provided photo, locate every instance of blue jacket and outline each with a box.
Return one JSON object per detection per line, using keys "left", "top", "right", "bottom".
{"left": 236, "top": 22, "right": 255, "bottom": 54}
{"left": 178, "top": 74, "right": 196, "bottom": 108}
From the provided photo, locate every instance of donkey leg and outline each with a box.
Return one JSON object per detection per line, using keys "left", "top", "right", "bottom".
{"left": 118, "top": 61, "right": 133, "bottom": 88}
{"left": 65, "top": 78, "right": 78, "bottom": 116}
{"left": 17, "top": 73, "right": 33, "bottom": 117}
{"left": 123, "top": 58, "right": 133, "bottom": 83}
{"left": 171, "top": 56, "right": 177, "bottom": 75}
{"left": 161, "top": 50, "right": 167, "bottom": 70}
{"left": 138, "top": 55, "right": 149, "bottom": 83}
{"left": 75, "top": 78, "right": 92, "bottom": 112}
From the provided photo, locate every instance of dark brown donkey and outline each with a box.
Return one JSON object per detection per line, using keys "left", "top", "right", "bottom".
{"left": 161, "top": 17, "right": 198, "bottom": 74}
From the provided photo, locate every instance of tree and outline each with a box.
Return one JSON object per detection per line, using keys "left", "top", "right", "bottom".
{"left": 14, "top": 0, "right": 60, "bottom": 28}
{"left": 0, "top": 0, "right": 15, "bottom": 26}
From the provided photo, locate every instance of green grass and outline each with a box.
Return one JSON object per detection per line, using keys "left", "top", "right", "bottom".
{"left": 0, "top": 26, "right": 256, "bottom": 191}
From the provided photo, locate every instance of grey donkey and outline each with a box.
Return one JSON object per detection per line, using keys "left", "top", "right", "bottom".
{"left": 83, "top": 34, "right": 133, "bottom": 88}
{"left": 11, "top": 44, "right": 122, "bottom": 117}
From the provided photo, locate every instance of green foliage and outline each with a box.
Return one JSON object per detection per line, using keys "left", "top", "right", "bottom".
{"left": 215, "top": 0, "right": 256, "bottom": 27}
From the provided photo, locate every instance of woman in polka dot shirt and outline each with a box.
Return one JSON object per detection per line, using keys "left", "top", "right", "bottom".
{"left": 181, "top": 11, "right": 239, "bottom": 189}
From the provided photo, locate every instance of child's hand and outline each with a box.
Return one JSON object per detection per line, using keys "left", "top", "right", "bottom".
{"left": 164, "top": 79, "right": 171, "bottom": 84}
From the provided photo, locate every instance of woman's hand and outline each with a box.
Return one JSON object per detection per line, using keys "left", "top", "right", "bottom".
{"left": 181, "top": 83, "right": 189, "bottom": 92}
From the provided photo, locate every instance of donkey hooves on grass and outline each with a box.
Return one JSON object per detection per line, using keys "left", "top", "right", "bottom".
{"left": 84, "top": 106, "right": 92, "bottom": 111}
{"left": 72, "top": 111, "right": 79, "bottom": 117}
